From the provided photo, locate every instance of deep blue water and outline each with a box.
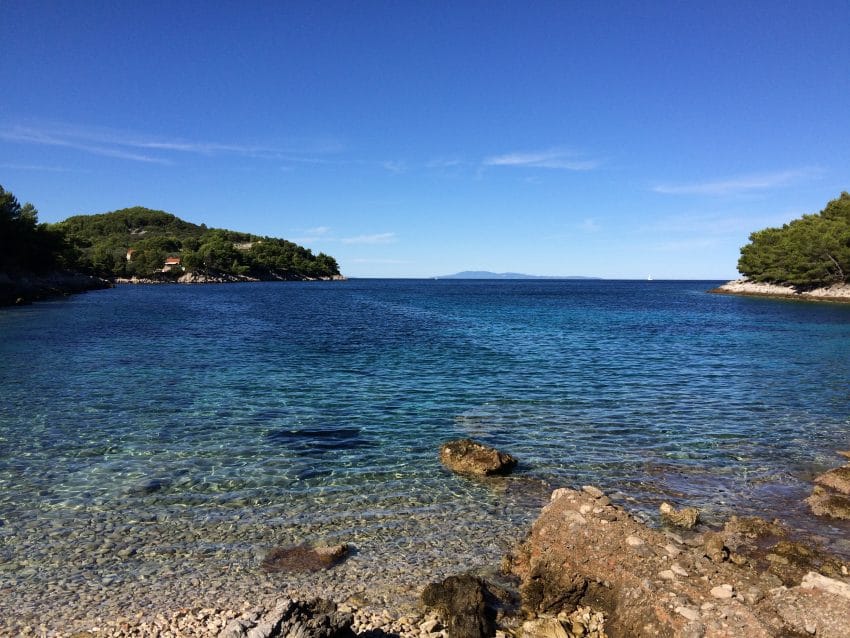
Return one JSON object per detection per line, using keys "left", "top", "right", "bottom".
{"left": 2, "top": 279, "right": 850, "bottom": 553}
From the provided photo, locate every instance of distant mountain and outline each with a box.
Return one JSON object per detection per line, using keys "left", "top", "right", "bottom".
{"left": 437, "top": 271, "right": 601, "bottom": 280}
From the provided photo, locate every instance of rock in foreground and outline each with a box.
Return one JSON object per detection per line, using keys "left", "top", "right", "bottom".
{"left": 509, "top": 487, "right": 850, "bottom": 637}
{"left": 421, "top": 574, "right": 497, "bottom": 638}
{"left": 219, "top": 598, "right": 355, "bottom": 638}
{"left": 439, "top": 439, "right": 518, "bottom": 476}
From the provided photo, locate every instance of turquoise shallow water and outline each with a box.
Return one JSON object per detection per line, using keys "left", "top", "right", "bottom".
{"left": 1, "top": 280, "right": 850, "bottom": 629}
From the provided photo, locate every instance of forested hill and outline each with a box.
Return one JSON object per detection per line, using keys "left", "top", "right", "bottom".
{"left": 53, "top": 206, "right": 341, "bottom": 280}
{"left": 738, "top": 192, "right": 850, "bottom": 287}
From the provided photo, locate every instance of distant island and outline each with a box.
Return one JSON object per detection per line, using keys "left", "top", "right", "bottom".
{"left": 437, "top": 271, "right": 601, "bottom": 280}
{"left": 0, "top": 184, "right": 343, "bottom": 305}
{"left": 711, "top": 191, "right": 850, "bottom": 302}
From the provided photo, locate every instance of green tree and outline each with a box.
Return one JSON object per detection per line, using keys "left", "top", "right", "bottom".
{"left": 738, "top": 192, "right": 850, "bottom": 287}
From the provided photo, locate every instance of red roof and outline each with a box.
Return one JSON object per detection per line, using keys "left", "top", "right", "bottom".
{"left": 164, "top": 257, "right": 181, "bottom": 264}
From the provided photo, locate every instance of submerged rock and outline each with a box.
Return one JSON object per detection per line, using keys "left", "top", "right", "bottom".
{"left": 421, "top": 574, "right": 497, "bottom": 638}
{"left": 261, "top": 544, "right": 349, "bottom": 573}
{"left": 123, "top": 478, "right": 166, "bottom": 496}
{"left": 439, "top": 439, "right": 517, "bottom": 477}
{"left": 659, "top": 501, "right": 700, "bottom": 529}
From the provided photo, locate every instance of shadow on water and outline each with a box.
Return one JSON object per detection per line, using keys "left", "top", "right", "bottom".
{"left": 265, "top": 426, "right": 376, "bottom": 452}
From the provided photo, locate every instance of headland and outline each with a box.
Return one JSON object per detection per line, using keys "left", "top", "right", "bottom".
{"left": 709, "top": 279, "right": 850, "bottom": 304}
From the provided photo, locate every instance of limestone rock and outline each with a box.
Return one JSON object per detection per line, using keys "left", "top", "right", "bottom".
{"left": 675, "top": 606, "right": 699, "bottom": 622}
{"left": 659, "top": 502, "right": 699, "bottom": 529}
{"left": 509, "top": 487, "right": 778, "bottom": 637}
{"left": 710, "top": 584, "right": 733, "bottom": 599}
{"left": 422, "top": 574, "right": 497, "bottom": 638}
{"left": 800, "top": 572, "right": 850, "bottom": 600}
{"left": 261, "top": 544, "right": 349, "bottom": 573}
{"left": 439, "top": 439, "right": 517, "bottom": 477}
{"left": 521, "top": 617, "right": 568, "bottom": 638}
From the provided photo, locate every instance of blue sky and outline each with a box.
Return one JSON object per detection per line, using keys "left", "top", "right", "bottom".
{"left": 2, "top": 1, "right": 849, "bottom": 278}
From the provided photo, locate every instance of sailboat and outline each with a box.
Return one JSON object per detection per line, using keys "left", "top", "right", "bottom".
{"left": 647, "top": 274, "right": 653, "bottom": 281}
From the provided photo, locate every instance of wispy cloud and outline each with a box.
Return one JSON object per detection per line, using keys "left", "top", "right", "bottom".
{"left": 578, "top": 218, "right": 600, "bottom": 232}
{"left": 653, "top": 169, "right": 819, "bottom": 196}
{"left": 426, "top": 157, "right": 464, "bottom": 169}
{"left": 382, "top": 160, "right": 407, "bottom": 174}
{"left": 305, "top": 226, "right": 331, "bottom": 236}
{"left": 292, "top": 228, "right": 398, "bottom": 246}
{"left": 483, "top": 148, "right": 601, "bottom": 171}
{"left": 0, "top": 162, "right": 79, "bottom": 172}
{"left": 0, "top": 121, "right": 342, "bottom": 165}
{"left": 0, "top": 126, "right": 170, "bottom": 164}
{"left": 341, "top": 232, "right": 397, "bottom": 245}
{"left": 289, "top": 225, "right": 333, "bottom": 244}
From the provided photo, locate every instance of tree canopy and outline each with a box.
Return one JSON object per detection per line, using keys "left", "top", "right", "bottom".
{"left": 738, "top": 192, "right": 850, "bottom": 287}
{"left": 0, "top": 185, "right": 77, "bottom": 274}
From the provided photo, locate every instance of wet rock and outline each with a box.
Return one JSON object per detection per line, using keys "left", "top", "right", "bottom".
{"left": 723, "top": 516, "right": 788, "bottom": 540}
{"left": 659, "top": 502, "right": 699, "bottom": 529}
{"left": 421, "top": 574, "right": 497, "bottom": 638}
{"left": 814, "top": 465, "right": 850, "bottom": 495}
{"left": 807, "top": 456, "right": 850, "bottom": 520}
{"left": 123, "top": 478, "right": 166, "bottom": 496}
{"left": 439, "top": 439, "right": 517, "bottom": 477}
{"left": 806, "top": 485, "right": 850, "bottom": 520}
{"left": 261, "top": 544, "right": 349, "bottom": 573}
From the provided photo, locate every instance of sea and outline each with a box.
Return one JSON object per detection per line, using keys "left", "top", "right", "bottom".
{"left": 1, "top": 279, "right": 849, "bottom": 629}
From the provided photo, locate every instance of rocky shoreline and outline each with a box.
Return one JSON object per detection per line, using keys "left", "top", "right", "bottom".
{"left": 0, "top": 270, "right": 347, "bottom": 306}
{"left": 0, "top": 271, "right": 111, "bottom": 306}
{"left": 709, "top": 279, "right": 850, "bottom": 303}
{"left": 45, "top": 442, "right": 850, "bottom": 638}
{"left": 114, "top": 271, "right": 347, "bottom": 285}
